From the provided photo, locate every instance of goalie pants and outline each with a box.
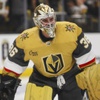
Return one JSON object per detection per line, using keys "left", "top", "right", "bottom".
{"left": 24, "top": 67, "right": 84, "bottom": 100}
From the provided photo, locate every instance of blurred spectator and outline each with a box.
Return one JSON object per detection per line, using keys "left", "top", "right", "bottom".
{"left": 6, "top": 0, "right": 27, "bottom": 33}
{"left": 64, "top": 0, "right": 76, "bottom": 16}
{"left": 65, "top": 0, "right": 88, "bottom": 23}
{"left": 27, "top": 0, "right": 40, "bottom": 28}
{"left": 27, "top": 0, "right": 40, "bottom": 13}
{"left": 85, "top": 0, "right": 99, "bottom": 32}
{"left": 0, "top": 0, "right": 99, "bottom": 33}
{"left": 64, "top": 0, "right": 88, "bottom": 31}
{"left": 0, "top": 0, "right": 9, "bottom": 33}
{"left": 85, "top": 0, "right": 99, "bottom": 18}
{"left": 72, "top": 0, "right": 88, "bottom": 23}
{"left": 45, "top": 0, "right": 61, "bottom": 11}
{"left": 45, "top": 0, "right": 65, "bottom": 21}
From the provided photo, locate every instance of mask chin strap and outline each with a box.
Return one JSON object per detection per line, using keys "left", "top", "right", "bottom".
{"left": 41, "top": 22, "right": 56, "bottom": 38}
{"left": 47, "top": 30, "right": 55, "bottom": 38}
{"left": 40, "top": 28, "right": 55, "bottom": 38}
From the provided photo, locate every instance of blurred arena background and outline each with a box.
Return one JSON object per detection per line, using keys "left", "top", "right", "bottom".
{"left": 0, "top": 0, "right": 100, "bottom": 100}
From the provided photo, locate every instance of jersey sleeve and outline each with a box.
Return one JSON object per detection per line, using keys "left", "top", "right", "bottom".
{"left": 73, "top": 32, "right": 96, "bottom": 69}
{"left": 3, "top": 39, "right": 29, "bottom": 76}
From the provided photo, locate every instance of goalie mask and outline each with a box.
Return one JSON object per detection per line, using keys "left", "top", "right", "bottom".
{"left": 33, "top": 3, "right": 56, "bottom": 38}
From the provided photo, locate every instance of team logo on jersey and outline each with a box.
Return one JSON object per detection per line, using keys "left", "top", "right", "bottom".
{"left": 65, "top": 24, "right": 75, "bottom": 32}
{"left": 20, "top": 32, "right": 29, "bottom": 41}
{"left": 43, "top": 54, "right": 64, "bottom": 74}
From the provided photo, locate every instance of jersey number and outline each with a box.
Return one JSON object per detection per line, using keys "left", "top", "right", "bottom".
{"left": 80, "top": 36, "right": 90, "bottom": 48}
{"left": 9, "top": 44, "right": 18, "bottom": 57}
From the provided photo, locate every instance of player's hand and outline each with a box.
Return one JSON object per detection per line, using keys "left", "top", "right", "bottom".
{"left": 0, "top": 74, "right": 21, "bottom": 100}
{"left": 57, "top": 75, "right": 66, "bottom": 89}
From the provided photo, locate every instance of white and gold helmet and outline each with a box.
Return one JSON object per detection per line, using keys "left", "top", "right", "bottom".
{"left": 33, "top": 3, "right": 56, "bottom": 38}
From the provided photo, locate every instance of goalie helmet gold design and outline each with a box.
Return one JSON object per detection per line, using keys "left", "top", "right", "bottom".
{"left": 33, "top": 3, "right": 56, "bottom": 38}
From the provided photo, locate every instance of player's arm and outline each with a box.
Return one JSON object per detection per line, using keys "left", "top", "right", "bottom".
{"left": 73, "top": 32, "right": 96, "bottom": 69}
{"left": 3, "top": 40, "right": 29, "bottom": 77}
{"left": 57, "top": 25, "right": 96, "bottom": 89}
{"left": 0, "top": 40, "right": 29, "bottom": 100}
{"left": 73, "top": 32, "right": 100, "bottom": 99}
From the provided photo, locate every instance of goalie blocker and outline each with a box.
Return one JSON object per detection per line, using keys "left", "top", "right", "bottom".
{"left": 0, "top": 74, "right": 21, "bottom": 100}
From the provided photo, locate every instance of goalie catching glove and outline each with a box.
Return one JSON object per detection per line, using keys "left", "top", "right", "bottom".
{"left": 0, "top": 74, "right": 21, "bottom": 100}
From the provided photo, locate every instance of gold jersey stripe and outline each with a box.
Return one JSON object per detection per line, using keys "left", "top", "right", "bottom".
{"left": 20, "top": 68, "right": 32, "bottom": 77}
{"left": 0, "top": 68, "right": 32, "bottom": 78}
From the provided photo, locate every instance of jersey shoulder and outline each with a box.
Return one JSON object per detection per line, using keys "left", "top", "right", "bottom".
{"left": 56, "top": 21, "right": 82, "bottom": 36}
{"left": 15, "top": 27, "right": 39, "bottom": 49}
